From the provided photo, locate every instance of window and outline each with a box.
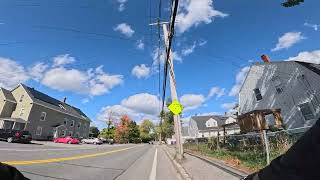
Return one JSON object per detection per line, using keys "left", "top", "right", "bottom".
{"left": 19, "top": 108, "right": 25, "bottom": 116}
{"left": 70, "top": 120, "right": 74, "bottom": 127}
{"left": 275, "top": 85, "right": 283, "bottom": 94}
{"left": 253, "top": 88, "right": 262, "bottom": 101}
{"left": 62, "top": 130, "right": 66, "bottom": 136}
{"left": 36, "top": 126, "right": 42, "bottom": 136}
{"left": 299, "top": 102, "right": 314, "bottom": 121}
{"left": 40, "top": 112, "right": 46, "bottom": 121}
{"left": 77, "top": 122, "right": 81, "bottom": 129}
{"left": 64, "top": 118, "right": 68, "bottom": 125}
{"left": 69, "top": 131, "right": 73, "bottom": 136}
{"left": 19, "top": 94, "right": 24, "bottom": 102}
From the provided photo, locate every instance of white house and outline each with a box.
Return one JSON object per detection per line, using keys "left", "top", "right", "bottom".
{"left": 239, "top": 60, "right": 320, "bottom": 129}
{"left": 188, "top": 115, "right": 240, "bottom": 138}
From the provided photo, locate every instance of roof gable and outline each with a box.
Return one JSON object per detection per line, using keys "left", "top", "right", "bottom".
{"left": 0, "top": 88, "right": 16, "bottom": 103}
{"left": 191, "top": 115, "right": 228, "bottom": 131}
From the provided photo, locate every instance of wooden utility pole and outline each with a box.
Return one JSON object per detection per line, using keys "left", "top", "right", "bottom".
{"left": 162, "top": 24, "right": 184, "bottom": 159}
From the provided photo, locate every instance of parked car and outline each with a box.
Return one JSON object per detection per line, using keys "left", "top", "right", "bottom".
{"left": 0, "top": 129, "right": 32, "bottom": 143}
{"left": 81, "top": 137, "right": 103, "bottom": 145}
{"left": 53, "top": 136, "right": 80, "bottom": 144}
{"left": 106, "top": 138, "right": 114, "bottom": 145}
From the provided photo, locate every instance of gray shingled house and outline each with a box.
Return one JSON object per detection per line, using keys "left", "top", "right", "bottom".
{"left": 188, "top": 115, "right": 240, "bottom": 138}
{"left": 0, "top": 84, "right": 91, "bottom": 140}
{"left": 239, "top": 61, "right": 320, "bottom": 129}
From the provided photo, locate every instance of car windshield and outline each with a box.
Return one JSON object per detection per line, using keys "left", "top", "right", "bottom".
{"left": 0, "top": 1, "right": 318, "bottom": 180}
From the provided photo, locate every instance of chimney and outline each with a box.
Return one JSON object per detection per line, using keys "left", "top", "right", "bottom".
{"left": 63, "top": 97, "right": 67, "bottom": 103}
{"left": 261, "top": 54, "right": 271, "bottom": 63}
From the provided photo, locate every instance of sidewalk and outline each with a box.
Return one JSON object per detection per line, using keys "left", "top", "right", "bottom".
{"left": 163, "top": 145, "right": 246, "bottom": 180}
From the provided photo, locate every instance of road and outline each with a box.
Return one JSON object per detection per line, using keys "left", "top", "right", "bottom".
{"left": 0, "top": 141, "right": 181, "bottom": 180}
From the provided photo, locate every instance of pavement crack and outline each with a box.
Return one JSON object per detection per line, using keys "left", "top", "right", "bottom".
{"left": 54, "top": 162, "right": 125, "bottom": 171}
{"left": 20, "top": 170, "right": 71, "bottom": 180}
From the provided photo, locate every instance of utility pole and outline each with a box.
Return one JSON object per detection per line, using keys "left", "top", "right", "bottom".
{"left": 162, "top": 24, "right": 184, "bottom": 159}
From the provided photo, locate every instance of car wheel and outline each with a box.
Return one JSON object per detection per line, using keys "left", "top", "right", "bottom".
{"left": 7, "top": 137, "right": 13, "bottom": 143}
{"left": 68, "top": 141, "right": 72, "bottom": 144}
{"left": 94, "top": 142, "right": 97, "bottom": 145}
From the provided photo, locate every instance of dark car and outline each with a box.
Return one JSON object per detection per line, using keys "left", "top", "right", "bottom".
{"left": 0, "top": 129, "right": 32, "bottom": 143}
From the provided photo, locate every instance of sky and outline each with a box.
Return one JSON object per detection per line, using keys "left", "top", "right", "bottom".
{"left": 0, "top": 0, "right": 320, "bottom": 129}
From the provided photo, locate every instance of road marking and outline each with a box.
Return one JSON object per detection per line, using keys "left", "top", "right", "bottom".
{"left": 149, "top": 148, "right": 158, "bottom": 180}
{"left": 2, "top": 146, "right": 137, "bottom": 165}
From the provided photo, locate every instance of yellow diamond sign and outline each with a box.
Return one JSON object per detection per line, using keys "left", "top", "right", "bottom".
{"left": 168, "top": 100, "right": 184, "bottom": 115}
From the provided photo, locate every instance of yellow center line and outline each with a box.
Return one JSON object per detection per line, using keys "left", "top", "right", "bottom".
{"left": 2, "top": 146, "right": 137, "bottom": 165}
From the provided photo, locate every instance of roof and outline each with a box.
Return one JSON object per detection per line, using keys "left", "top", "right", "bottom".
{"left": 0, "top": 88, "right": 16, "bottom": 103}
{"left": 20, "top": 84, "right": 90, "bottom": 122}
{"left": 190, "top": 115, "right": 228, "bottom": 131}
{"left": 239, "top": 61, "right": 320, "bottom": 94}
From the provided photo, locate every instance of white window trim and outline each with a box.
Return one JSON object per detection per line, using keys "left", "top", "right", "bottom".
{"left": 70, "top": 120, "right": 75, "bottom": 127}
{"left": 77, "top": 122, "right": 81, "bottom": 129}
{"left": 62, "top": 130, "right": 66, "bottom": 136}
{"left": 36, "top": 126, "right": 42, "bottom": 136}
{"left": 69, "top": 131, "right": 73, "bottom": 136}
{"left": 40, "top": 112, "right": 47, "bottom": 121}
{"left": 19, "top": 108, "right": 25, "bottom": 117}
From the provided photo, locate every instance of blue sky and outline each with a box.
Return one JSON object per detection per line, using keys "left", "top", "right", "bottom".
{"left": 0, "top": 0, "right": 319, "bottom": 129}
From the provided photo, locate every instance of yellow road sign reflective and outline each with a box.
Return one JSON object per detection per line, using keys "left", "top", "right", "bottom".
{"left": 168, "top": 100, "right": 183, "bottom": 115}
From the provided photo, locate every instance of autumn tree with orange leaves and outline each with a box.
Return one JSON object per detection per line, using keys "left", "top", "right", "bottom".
{"left": 114, "top": 115, "right": 131, "bottom": 143}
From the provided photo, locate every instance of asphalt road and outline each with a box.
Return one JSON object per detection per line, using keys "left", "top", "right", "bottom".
{"left": 0, "top": 141, "right": 181, "bottom": 180}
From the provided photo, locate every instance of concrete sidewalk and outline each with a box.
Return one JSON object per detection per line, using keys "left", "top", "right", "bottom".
{"left": 163, "top": 145, "right": 244, "bottom": 180}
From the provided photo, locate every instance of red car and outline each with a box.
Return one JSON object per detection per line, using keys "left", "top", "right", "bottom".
{"left": 53, "top": 136, "right": 80, "bottom": 144}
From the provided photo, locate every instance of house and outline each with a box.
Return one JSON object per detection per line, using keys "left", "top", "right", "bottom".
{"left": 188, "top": 115, "right": 240, "bottom": 138}
{"left": 0, "top": 84, "right": 91, "bottom": 140}
{"left": 239, "top": 59, "right": 320, "bottom": 129}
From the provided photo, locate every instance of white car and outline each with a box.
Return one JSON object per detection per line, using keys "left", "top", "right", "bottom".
{"left": 81, "top": 137, "right": 103, "bottom": 145}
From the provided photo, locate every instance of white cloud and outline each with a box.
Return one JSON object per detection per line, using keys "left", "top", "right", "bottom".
{"left": 52, "top": 54, "right": 75, "bottom": 67}
{"left": 229, "top": 66, "right": 250, "bottom": 96}
{"left": 180, "top": 94, "right": 206, "bottom": 110}
{"left": 0, "top": 57, "right": 29, "bottom": 89}
{"left": 176, "top": 0, "right": 228, "bottom": 33}
{"left": 121, "top": 93, "right": 160, "bottom": 115}
{"left": 82, "top": 98, "right": 89, "bottom": 104}
{"left": 136, "top": 40, "right": 145, "bottom": 50}
{"left": 221, "top": 102, "right": 237, "bottom": 110}
{"left": 41, "top": 64, "right": 123, "bottom": 96}
{"left": 97, "top": 93, "right": 161, "bottom": 123}
{"left": 114, "top": 23, "right": 134, "bottom": 37}
{"left": 207, "top": 86, "right": 225, "bottom": 99}
{"left": 198, "top": 39, "right": 207, "bottom": 46}
{"left": 304, "top": 22, "right": 319, "bottom": 31}
{"left": 131, "top": 64, "right": 150, "bottom": 79}
{"left": 28, "top": 62, "right": 48, "bottom": 81}
{"left": 151, "top": 48, "right": 182, "bottom": 72}
{"left": 182, "top": 42, "right": 196, "bottom": 56}
{"left": 117, "top": 0, "right": 127, "bottom": 12}
{"left": 286, "top": 50, "right": 320, "bottom": 64}
{"left": 271, "top": 32, "right": 305, "bottom": 52}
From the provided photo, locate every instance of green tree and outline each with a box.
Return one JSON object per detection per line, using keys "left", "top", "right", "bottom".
{"left": 158, "top": 98, "right": 175, "bottom": 140}
{"left": 99, "top": 127, "right": 115, "bottom": 139}
{"left": 128, "top": 121, "right": 141, "bottom": 143}
{"left": 139, "top": 119, "right": 155, "bottom": 143}
{"left": 89, "top": 126, "right": 100, "bottom": 138}
{"left": 282, "top": 0, "right": 304, "bottom": 7}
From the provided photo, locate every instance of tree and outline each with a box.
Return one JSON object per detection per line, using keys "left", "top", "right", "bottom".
{"left": 282, "top": 0, "right": 304, "bottom": 7}
{"left": 158, "top": 98, "right": 175, "bottom": 140}
{"left": 139, "top": 119, "right": 155, "bottom": 143}
{"left": 115, "top": 115, "right": 131, "bottom": 143}
{"left": 128, "top": 121, "right": 140, "bottom": 143}
{"left": 89, "top": 126, "right": 100, "bottom": 138}
{"left": 99, "top": 127, "right": 115, "bottom": 139}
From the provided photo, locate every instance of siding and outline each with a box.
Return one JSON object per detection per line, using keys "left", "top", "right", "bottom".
{"left": 28, "top": 103, "right": 90, "bottom": 140}
{"left": 239, "top": 62, "right": 320, "bottom": 129}
{"left": 10, "top": 86, "right": 32, "bottom": 121}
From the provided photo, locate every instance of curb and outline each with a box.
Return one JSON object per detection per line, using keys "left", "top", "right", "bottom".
{"left": 162, "top": 146, "right": 192, "bottom": 180}
{"left": 185, "top": 151, "right": 248, "bottom": 179}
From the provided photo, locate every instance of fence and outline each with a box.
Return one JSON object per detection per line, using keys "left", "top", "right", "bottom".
{"left": 183, "top": 126, "right": 311, "bottom": 171}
